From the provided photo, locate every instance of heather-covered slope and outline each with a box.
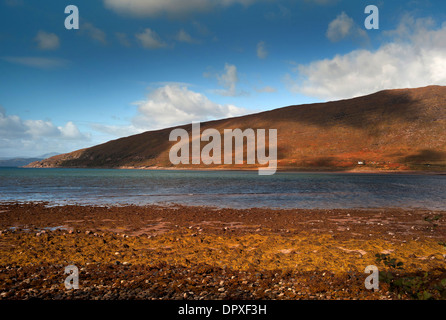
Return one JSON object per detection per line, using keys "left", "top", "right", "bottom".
{"left": 27, "top": 85, "right": 446, "bottom": 171}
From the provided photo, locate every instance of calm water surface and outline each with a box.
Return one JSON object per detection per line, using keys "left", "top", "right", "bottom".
{"left": 0, "top": 168, "right": 445, "bottom": 210}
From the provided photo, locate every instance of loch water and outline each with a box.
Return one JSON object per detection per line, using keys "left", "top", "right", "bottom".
{"left": 0, "top": 167, "right": 445, "bottom": 210}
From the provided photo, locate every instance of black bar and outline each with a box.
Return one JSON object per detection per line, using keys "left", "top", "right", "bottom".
{"left": 1, "top": 300, "right": 444, "bottom": 319}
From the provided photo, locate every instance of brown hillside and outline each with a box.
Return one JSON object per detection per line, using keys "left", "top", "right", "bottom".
{"left": 27, "top": 85, "right": 446, "bottom": 172}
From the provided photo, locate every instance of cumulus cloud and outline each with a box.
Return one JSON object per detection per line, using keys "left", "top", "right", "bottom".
{"left": 1, "top": 56, "right": 69, "bottom": 69}
{"left": 0, "top": 109, "right": 86, "bottom": 141}
{"left": 103, "top": 0, "right": 260, "bottom": 18}
{"left": 205, "top": 63, "right": 246, "bottom": 97}
{"left": 34, "top": 31, "right": 60, "bottom": 50}
{"left": 256, "top": 41, "right": 267, "bottom": 59}
{"left": 90, "top": 84, "right": 250, "bottom": 138}
{"left": 217, "top": 63, "right": 239, "bottom": 96}
{"left": 132, "top": 84, "right": 248, "bottom": 130}
{"left": 135, "top": 28, "right": 166, "bottom": 49}
{"left": 0, "top": 108, "right": 89, "bottom": 156}
{"left": 192, "top": 21, "right": 210, "bottom": 36}
{"left": 22, "top": 119, "right": 60, "bottom": 138}
{"left": 326, "top": 12, "right": 368, "bottom": 43}
{"left": 175, "top": 29, "right": 199, "bottom": 44}
{"left": 59, "top": 121, "right": 86, "bottom": 140}
{"left": 286, "top": 15, "right": 446, "bottom": 101}
{"left": 81, "top": 22, "right": 107, "bottom": 45}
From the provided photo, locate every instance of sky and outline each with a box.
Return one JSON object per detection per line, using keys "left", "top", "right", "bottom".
{"left": 1, "top": 0, "right": 446, "bottom": 157}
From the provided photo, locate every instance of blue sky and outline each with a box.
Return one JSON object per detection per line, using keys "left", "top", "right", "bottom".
{"left": 1, "top": 0, "right": 446, "bottom": 157}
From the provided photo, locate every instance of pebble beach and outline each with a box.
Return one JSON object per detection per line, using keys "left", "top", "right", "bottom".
{"left": 1, "top": 203, "right": 446, "bottom": 300}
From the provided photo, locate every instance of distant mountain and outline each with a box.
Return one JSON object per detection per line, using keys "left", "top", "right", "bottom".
{"left": 26, "top": 86, "right": 446, "bottom": 172}
{"left": 0, "top": 158, "right": 43, "bottom": 167}
{"left": 37, "top": 152, "right": 60, "bottom": 159}
{"left": 0, "top": 153, "right": 60, "bottom": 167}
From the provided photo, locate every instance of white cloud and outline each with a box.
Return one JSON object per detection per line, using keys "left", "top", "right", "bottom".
{"left": 287, "top": 15, "right": 446, "bottom": 101}
{"left": 220, "top": 0, "right": 258, "bottom": 6}
{"left": 34, "top": 31, "right": 60, "bottom": 50}
{"left": 176, "top": 29, "right": 199, "bottom": 44}
{"left": 104, "top": 0, "right": 210, "bottom": 17}
{"left": 82, "top": 22, "right": 107, "bottom": 45}
{"left": 23, "top": 119, "right": 60, "bottom": 137}
{"left": 326, "top": 12, "right": 368, "bottom": 43}
{"left": 132, "top": 84, "right": 248, "bottom": 130}
{"left": 103, "top": 0, "right": 261, "bottom": 18}
{"left": 0, "top": 108, "right": 89, "bottom": 156}
{"left": 1, "top": 56, "right": 69, "bottom": 69}
{"left": 90, "top": 83, "right": 251, "bottom": 138}
{"left": 217, "top": 63, "right": 238, "bottom": 96}
{"left": 256, "top": 41, "right": 267, "bottom": 59}
{"left": 135, "top": 28, "right": 166, "bottom": 49}
{"left": 192, "top": 21, "right": 210, "bottom": 36}
{"left": 0, "top": 113, "right": 26, "bottom": 139}
{"left": 59, "top": 121, "right": 85, "bottom": 140}
{"left": 0, "top": 109, "right": 87, "bottom": 141}
{"left": 205, "top": 63, "right": 246, "bottom": 97}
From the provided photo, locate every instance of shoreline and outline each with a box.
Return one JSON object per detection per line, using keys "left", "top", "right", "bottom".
{"left": 1, "top": 203, "right": 446, "bottom": 300}
{"left": 19, "top": 164, "right": 446, "bottom": 175}
{"left": 0, "top": 200, "right": 445, "bottom": 212}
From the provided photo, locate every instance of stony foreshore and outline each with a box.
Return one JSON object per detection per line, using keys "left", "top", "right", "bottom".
{"left": 1, "top": 203, "right": 445, "bottom": 300}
